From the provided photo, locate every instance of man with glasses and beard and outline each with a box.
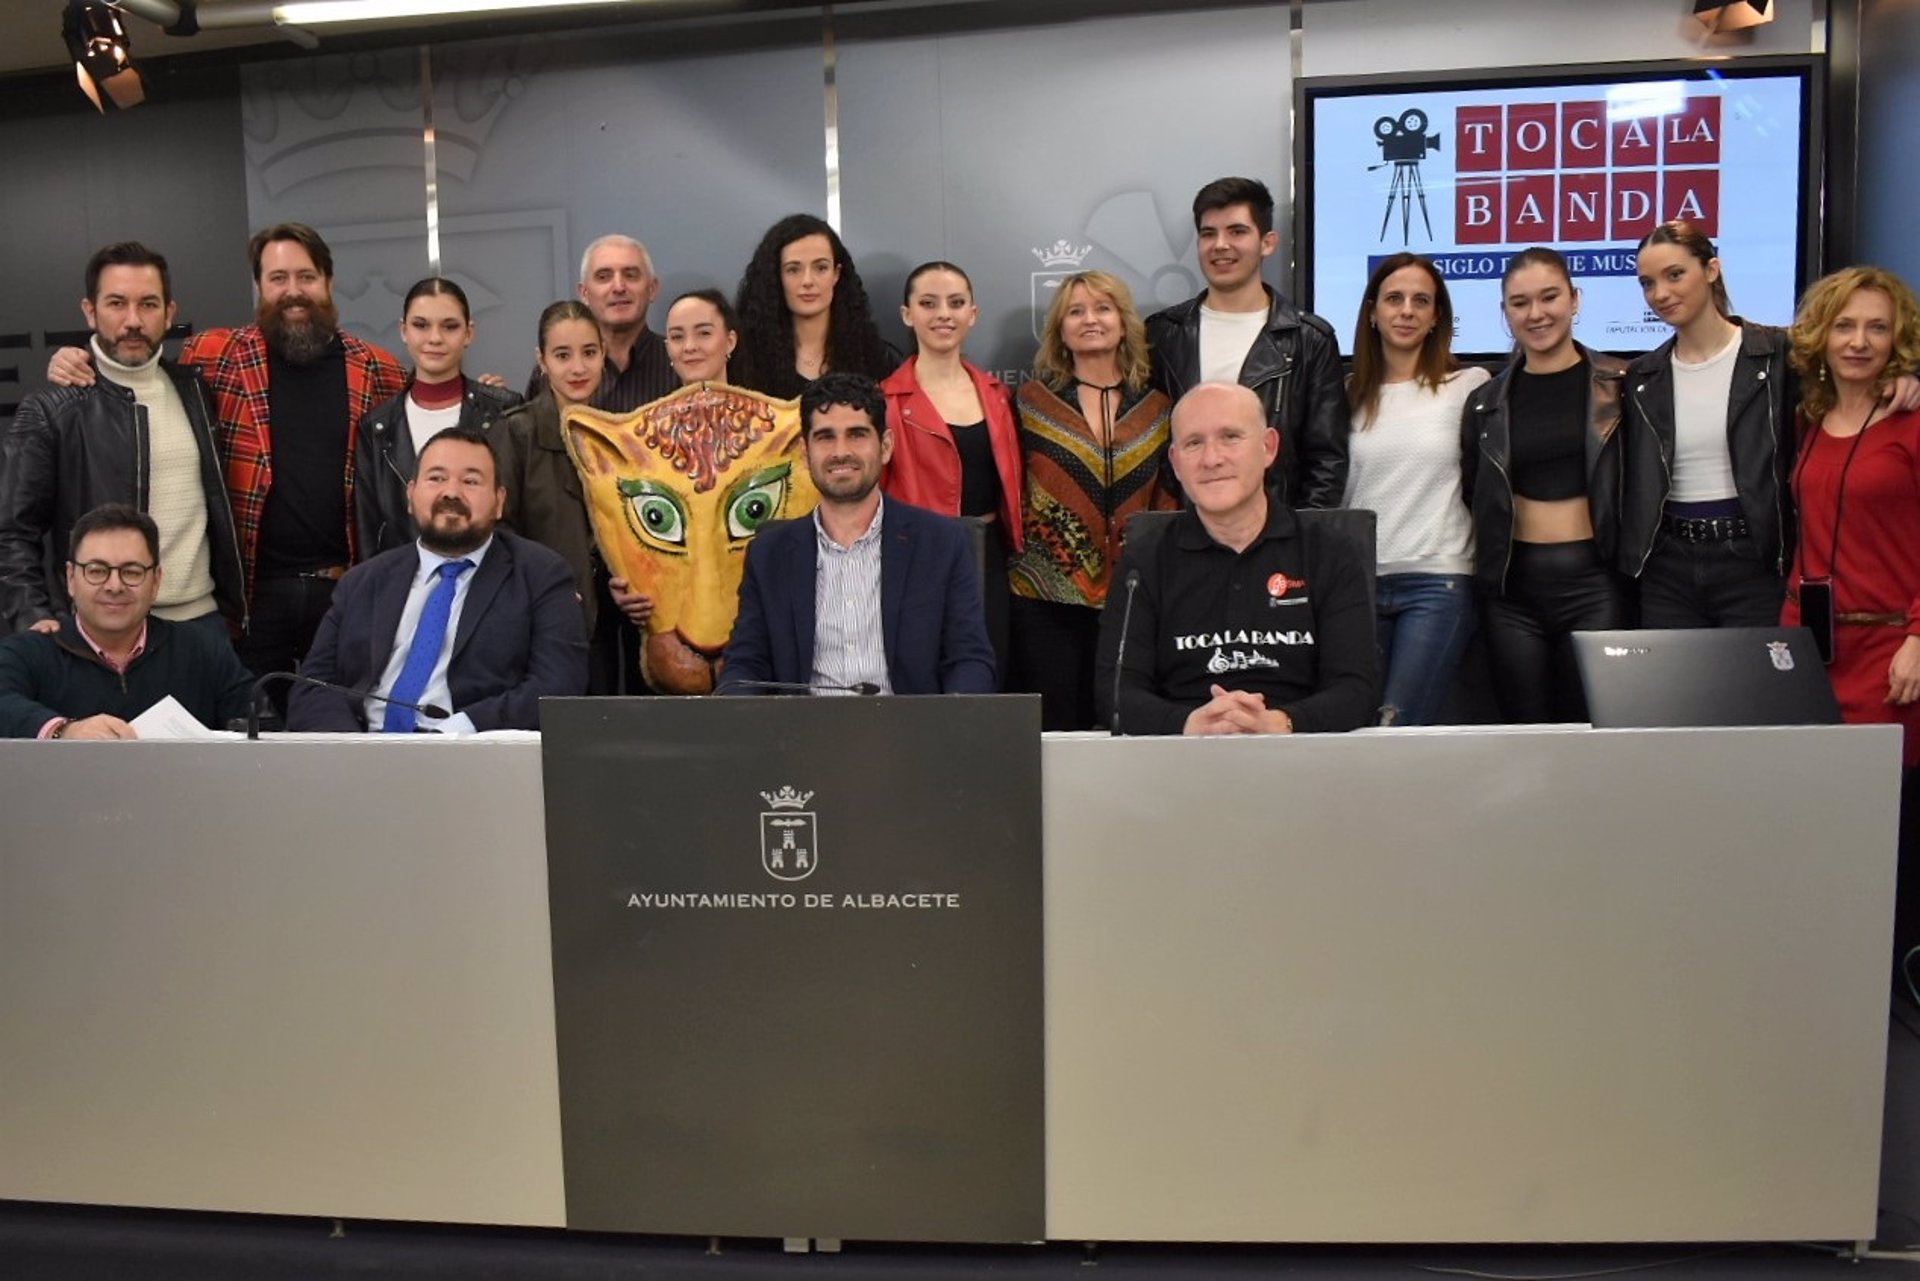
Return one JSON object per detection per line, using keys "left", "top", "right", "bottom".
{"left": 0, "top": 504, "right": 256, "bottom": 739}
{"left": 47, "top": 223, "right": 406, "bottom": 693}
{"left": 286, "top": 426, "right": 587, "bottom": 733}
{"left": 1, "top": 242, "right": 243, "bottom": 643}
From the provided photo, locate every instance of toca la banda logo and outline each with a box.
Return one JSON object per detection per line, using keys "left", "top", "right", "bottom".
{"left": 760, "top": 786, "right": 819, "bottom": 882}
{"left": 1452, "top": 95, "right": 1721, "bottom": 244}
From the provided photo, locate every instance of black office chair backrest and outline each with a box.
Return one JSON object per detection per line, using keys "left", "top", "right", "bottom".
{"left": 958, "top": 516, "right": 990, "bottom": 609}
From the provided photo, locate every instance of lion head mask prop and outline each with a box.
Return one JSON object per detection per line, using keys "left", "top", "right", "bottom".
{"left": 563, "top": 383, "right": 818, "bottom": 693}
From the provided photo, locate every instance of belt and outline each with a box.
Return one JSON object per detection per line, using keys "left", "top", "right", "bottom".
{"left": 1786, "top": 588, "right": 1909, "bottom": 626}
{"left": 295, "top": 565, "right": 348, "bottom": 581}
{"left": 1661, "top": 512, "right": 1748, "bottom": 543}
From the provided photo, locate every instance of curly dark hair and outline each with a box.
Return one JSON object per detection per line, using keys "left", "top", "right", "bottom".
{"left": 733, "top": 213, "right": 892, "bottom": 401}
{"left": 800, "top": 371, "right": 887, "bottom": 436}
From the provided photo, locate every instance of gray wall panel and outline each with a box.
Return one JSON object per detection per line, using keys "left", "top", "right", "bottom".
{"left": 0, "top": 78, "right": 253, "bottom": 411}
{"left": 1301, "top": 0, "right": 1818, "bottom": 76}
{"left": 836, "top": 7, "right": 1291, "bottom": 379}
{"left": 430, "top": 30, "right": 829, "bottom": 384}
{"left": 241, "top": 49, "right": 442, "bottom": 351}
{"left": 1857, "top": 0, "right": 1920, "bottom": 284}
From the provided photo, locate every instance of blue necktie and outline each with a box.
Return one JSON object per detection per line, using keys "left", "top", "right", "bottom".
{"left": 381, "top": 558, "right": 472, "bottom": 733}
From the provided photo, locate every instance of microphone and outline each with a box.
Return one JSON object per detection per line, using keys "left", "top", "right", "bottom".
{"left": 1109, "top": 569, "right": 1141, "bottom": 737}
{"left": 712, "top": 678, "right": 883, "bottom": 697}
{"left": 245, "top": 670, "right": 450, "bottom": 739}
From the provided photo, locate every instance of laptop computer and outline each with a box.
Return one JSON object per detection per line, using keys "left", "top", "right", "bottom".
{"left": 1571, "top": 627, "right": 1842, "bottom": 728}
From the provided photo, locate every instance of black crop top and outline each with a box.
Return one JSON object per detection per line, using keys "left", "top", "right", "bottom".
{"left": 950, "top": 421, "right": 1000, "bottom": 519}
{"left": 1508, "top": 359, "right": 1588, "bottom": 501}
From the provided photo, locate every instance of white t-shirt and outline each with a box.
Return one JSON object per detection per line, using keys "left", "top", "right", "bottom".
{"left": 1668, "top": 329, "right": 1742, "bottom": 503}
{"left": 405, "top": 398, "right": 465, "bottom": 461}
{"left": 1342, "top": 366, "right": 1491, "bottom": 577}
{"left": 1198, "top": 304, "right": 1268, "bottom": 386}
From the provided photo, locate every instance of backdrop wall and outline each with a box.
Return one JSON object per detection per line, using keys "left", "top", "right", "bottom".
{"left": 0, "top": 0, "right": 1831, "bottom": 418}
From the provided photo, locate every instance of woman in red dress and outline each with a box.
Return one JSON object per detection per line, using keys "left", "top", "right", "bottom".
{"left": 1783, "top": 265, "right": 1920, "bottom": 996}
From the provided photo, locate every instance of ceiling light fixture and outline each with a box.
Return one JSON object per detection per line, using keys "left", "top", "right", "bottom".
{"left": 62, "top": 0, "right": 146, "bottom": 112}
{"left": 270, "top": 0, "right": 638, "bottom": 24}
{"left": 1692, "top": 0, "right": 1774, "bottom": 34}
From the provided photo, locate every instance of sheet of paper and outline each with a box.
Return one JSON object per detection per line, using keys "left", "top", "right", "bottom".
{"left": 130, "top": 695, "right": 222, "bottom": 740}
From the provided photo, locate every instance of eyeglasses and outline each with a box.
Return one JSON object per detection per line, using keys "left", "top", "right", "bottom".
{"left": 71, "top": 560, "right": 155, "bottom": 586}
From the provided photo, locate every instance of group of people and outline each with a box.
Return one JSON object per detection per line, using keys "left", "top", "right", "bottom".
{"left": 0, "top": 176, "right": 1915, "bottom": 757}
{"left": 0, "top": 171, "right": 1912, "bottom": 996}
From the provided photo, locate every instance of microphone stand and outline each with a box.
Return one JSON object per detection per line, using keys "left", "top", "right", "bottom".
{"left": 245, "top": 671, "right": 451, "bottom": 740}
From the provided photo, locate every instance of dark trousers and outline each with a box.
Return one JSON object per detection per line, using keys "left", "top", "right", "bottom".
{"left": 170, "top": 609, "right": 238, "bottom": 651}
{"left": 1482, "top": 540, "right": 1632, "bottom": 723}
{"left": 981, "top": 524, "right": 1012, "bottom": 693}
{"left": 1008, "top": 596, "right": 1100, "bottom": 731}
{"left": 237, "top": 574, "right": 339, "bottom": 716}
{"left": 1638, "top": 533, "right": 1785, "bottom": 629}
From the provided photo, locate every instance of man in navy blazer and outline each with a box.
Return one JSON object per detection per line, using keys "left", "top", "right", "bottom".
{"left": 720, "top": 372, "right": 994, "bottom": 695}
{"left": 287, "top": 426, "right": 588, "bottom": 731}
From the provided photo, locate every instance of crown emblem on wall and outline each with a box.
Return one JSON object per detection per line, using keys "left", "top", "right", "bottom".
{"left": 760, "top": 787, "right": 816, "bottom": 810}
{"left": 1032, "top": 240, "right": 1092, "bottom": 269}
{"left": 241, "top": 44, "right": 532, "bottom": 197}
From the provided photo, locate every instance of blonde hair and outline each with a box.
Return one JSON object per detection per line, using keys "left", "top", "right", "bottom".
{"left": 1788, "top": 266, "right": 1920, "bottom": 420}
{"left": 1032, "top": 270, "right": 1151, "bottom": 393}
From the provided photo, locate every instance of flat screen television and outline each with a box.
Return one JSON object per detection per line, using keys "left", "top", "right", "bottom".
{"left": 1295, "top": 57, "right": 1820, "bottom": 361}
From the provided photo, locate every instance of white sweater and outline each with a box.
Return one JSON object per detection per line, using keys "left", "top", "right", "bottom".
{"left": 94, "top": 341, "right": 217, "bottom": 620}
{"left": 1342, "top": 367, "right": 1490, "bottom": 578}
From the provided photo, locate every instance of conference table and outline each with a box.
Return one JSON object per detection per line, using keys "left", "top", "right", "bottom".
{"left": 0, "top": 718, "right": 1901, "bottom": 1245}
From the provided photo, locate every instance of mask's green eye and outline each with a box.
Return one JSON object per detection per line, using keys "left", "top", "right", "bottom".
{"left": 618, "top": 478, "right": 688, "bottom": 547}
{"left": 725, "top": 463, "right": 791, "bottom": 540}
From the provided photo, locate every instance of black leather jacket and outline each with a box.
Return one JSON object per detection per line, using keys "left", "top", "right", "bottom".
{"left": 1460, "top": 345, "right": 1628, "bottom": 596}
{"left": 353, "top": 378, "right": 523, "bottom": 558}
{"left": 0, "top": 361, "right": 244, "bottom": 632}
{"left": 1146, "top": 286, "right": 1349, "bottom": 509}
{"left": 1619, "top": 320, "right": 1793, "bottom": 578}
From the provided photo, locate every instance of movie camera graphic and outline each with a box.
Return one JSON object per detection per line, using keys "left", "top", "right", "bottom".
{"left": 1370, "top": 107, "right": 1442, "bottom": 245}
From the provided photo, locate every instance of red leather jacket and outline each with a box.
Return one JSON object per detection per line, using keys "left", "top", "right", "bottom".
{"left": 879, "top": 356, "right": 1024, "bottom": 554}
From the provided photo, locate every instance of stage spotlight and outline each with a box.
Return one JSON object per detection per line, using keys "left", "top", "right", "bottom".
{"left": 62, "top": 1, "right": 146, "bottom": 112}
{"left": 1692, "top": 0, "right": 1774, "bottom": 33}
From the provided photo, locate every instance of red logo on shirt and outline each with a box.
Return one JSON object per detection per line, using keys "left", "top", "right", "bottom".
{"left": 1267, "top": 573, "right": 1306, "bottom": 599}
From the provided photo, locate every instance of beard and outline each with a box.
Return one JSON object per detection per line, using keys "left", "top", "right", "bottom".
{"left": 96, "top": 328, "right": 161, "bottom": 367}
{"left": 257, "top": 292, "right": 341, "bottom": 365}
{"left": 417, "top": 497, "right": 492, "bottom": 556}
{"left": 813, "top": 461, "right": 880, "bottom": 505}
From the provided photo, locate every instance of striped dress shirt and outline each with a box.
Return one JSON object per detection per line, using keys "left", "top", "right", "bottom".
{"left": 810, "top": 498, "right": 891, "bottom": 695}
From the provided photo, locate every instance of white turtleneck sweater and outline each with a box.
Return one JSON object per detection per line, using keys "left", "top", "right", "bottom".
{"left": 93, "top": 338, "right": 217, "bottom": 621}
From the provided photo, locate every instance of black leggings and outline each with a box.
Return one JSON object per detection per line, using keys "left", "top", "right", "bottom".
{"left": 1482, "top": 540, "right": 1632, "bottom": 723}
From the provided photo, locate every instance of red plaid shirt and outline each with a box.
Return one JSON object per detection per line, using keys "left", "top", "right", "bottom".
{"left": 179, "top": 326, "right": 405, "bottom": 607}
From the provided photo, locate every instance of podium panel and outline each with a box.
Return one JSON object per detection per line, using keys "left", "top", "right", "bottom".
{"left": 1043, "top": 725, "right": 1901, "bottom": 1243}
{"left": 539, "top": 696, "right": 1045, "bottom": 1241}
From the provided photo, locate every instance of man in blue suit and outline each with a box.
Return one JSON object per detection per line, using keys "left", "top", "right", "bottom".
{"left": 287, "top": 426, "right": 588, "bottom": 731}
{"left": 719, "top": 372, "right": 994, "bottom": 695}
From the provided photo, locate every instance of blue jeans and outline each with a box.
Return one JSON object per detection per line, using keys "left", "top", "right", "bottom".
{"left": 1376, "top": 573, "right": 1476, "bottom": 726}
